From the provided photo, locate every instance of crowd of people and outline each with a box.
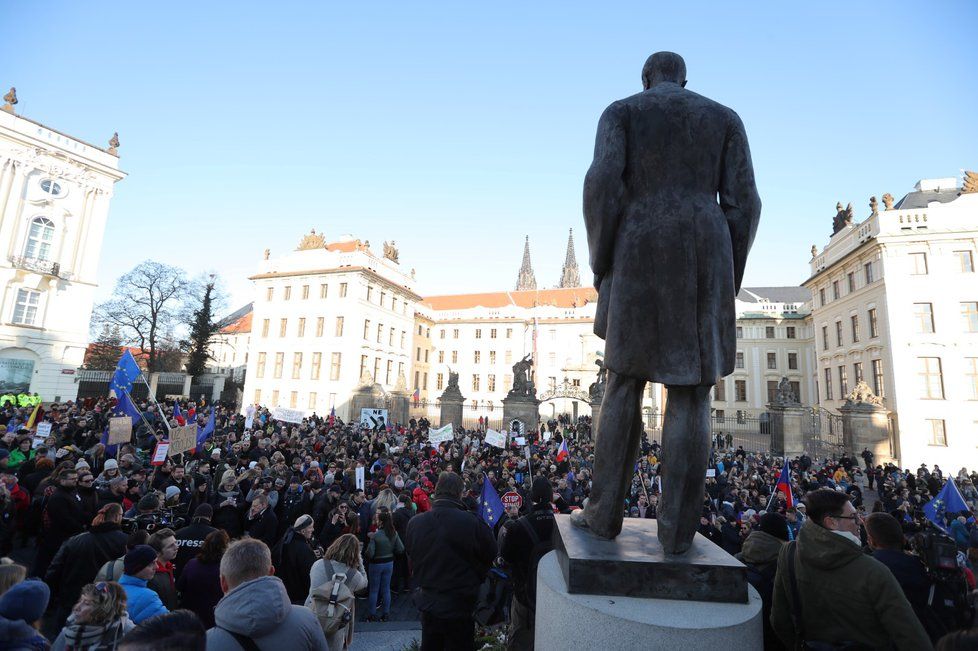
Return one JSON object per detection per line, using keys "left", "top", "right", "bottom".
{"left": 0, "top": 396, "right": 976, "bottom": 650}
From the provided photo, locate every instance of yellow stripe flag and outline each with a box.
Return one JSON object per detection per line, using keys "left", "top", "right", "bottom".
{"left": 26, "top": 402, "right": 42, "bottom": 429}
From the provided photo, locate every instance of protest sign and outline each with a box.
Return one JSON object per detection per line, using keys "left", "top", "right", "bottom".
{"left": 359, "top": 408, "right": 389, "bottom": 429}
{"left": 272, "top": 407, "right": 305, "bottom": 424}
{"left": 515, "top": 436, "right": 527, "bottom": 446}
{"left": 36, "top": 422, "right": 52, "bottom": 438}
{"left": 484, "top": 428, "right": 507, "bottom": 448}
{"left": 355, "top": 465, "right": 365, "bottom": 490}
{"left": 151, "top": 442, "right": 170, "bottom": 466}
{"left": 244, "top": 405, "right": 255, "bottom": 429}
{"left": 706, "top": 468, "right": 716, "bottom": 478}
{"left": 168, "top": 424, "right": 198, "bottom": 456}
{"left": 502, "top": 491, "right": 523, "bottom": 510}
{"left": 543, "top": 430, "right": 552, "bottom": 442}
{"left": 107, "top": 417, "right": 133, "bottom": 445}
{"left": 428, "top": 424, "right": 453, "bottom": 444}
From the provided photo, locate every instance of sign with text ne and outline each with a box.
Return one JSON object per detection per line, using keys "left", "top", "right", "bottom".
{"left": 168, "top": 424, "right": 198, "bottom": 456}
{"left": 107, "top": 417, "right": 133, "bottom": 445}
{"left": 359, "top": 408, "right": 389, "bottom": 430}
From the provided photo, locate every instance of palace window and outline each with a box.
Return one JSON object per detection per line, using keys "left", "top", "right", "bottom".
{"left": 824, "top": 368, "right": 833, "bottom": 400}
{"left": 847, "top": 272, "right": 855, "bottom": 293}
{"left": 311, "top": 352, "right": 321, "bottom": 380}
{"left": 261, "top": 319, "right": 270, "bottom": 337}
{"left": 765, "top": 326, "right": 775, "bottom": 339}
{"left": 474, "top": 351, "right": 480, "bottom": 364}
{"left": 835, "top": 321, "right": 843, "bottom": 347}
{"left": 927, "top": 419, "right": 947, "bottom": 447}
{"left": 832, "top": 281, "right": 840, "bottom": 300}
{"left": 335, "top": 316, "right": 343, "bottom": 337}
{"left": 330, "top": 353, "right": 342, "bottom": 380}
{"left": 297, "top": 318, "right": 306, "bottom": 337}
{"left": 438, "top": 351, "right": 444, "bottom": 363}
{"left": 39, "top": 179, "right": 63, "bottom": 196}
{"left": 488, "top": 374, "right": 496, "bottom": 392}
{"left": 966, "top": 358, "right": 978, "bottom": 400}
{"left": 339, "top": 283, "right": 347, "bottom": 298}
{"left": 917, "top": 357, "right": 944, "bottom": 399}
{"left": 490, "top": 328, "right": 497, "bottom": 339}
{"left": 872, "top": 359, "right": 884, "bottom": 397}
{"left": 301, "top": 285, "right": 309, "bottom": 299}
{"left": 271, "top": 390, "right": 279, "bottom": 406}
{"left": 273, "top": 352, "right": 284, "bottom": 379}
{"left": 913, "top": 303, "right": 934, "bottom": 334}
{"left": 838, "top": 365, "right": 848, "bottom": 396}
{"left": 489, "top": 351, "right": 496, "bottom": 364}
{"left": 714, "top": 378, "right": 726, "bottom": 401}
{"left": 910, "top": 252, "right": 928, "bottom": 275}
{"left": 284, "top": 286, "right": 292, "bottom": 300}
{"left": 735, "top": 351, "right": 745, "bottom": 369}
{"left": 256, "top": 352, "right": 266, "bottom": 378}
{"left": 308, "top": 392, "right": 317, "bottom": 409}
{"left": 436, "top": 373, "right": 444, "bottom": 390}
{"left": 869, "top": 308, "right": 879, "bottom": 338}
{"left": 363, "top": 319, "right": 370, "bottom": 340}
{"left": 320, "top": 284, "right": 328, "bottom": 299}
{"left": 734, "top": 380, "right": 747, "bottom": 402}
{"left": 822, "top": 326, "right": 829, "bottom": 351}
{"left": 788, "top": 352, "right": 798, "bottom": 370}
{"left": 864, "top": 262, "right": 874, "bottom": 284}
{"left": 266, "top": 287, "right": 274, "bottom": 301}
{"left": 24, "top": 217, "right": 54, "bottom": 261}
{"left": 853, "top": 361, "right": 863, "bottom": 384}
{"left": 850, "top": 314, "right": 860, "bottom": 342}
{"left": 786, "top": 326, "right": 796, "bottom": 339}
{"left": 767, "top": 381, "right": 778, "bottom": 404}
{"left": 767, "top": 352, "right": 776, "bottom": 370}
{"left": 819, "top": 288, "right": 826, "bottom": 306}
{"left": 962, "top": 302, "right": 978, "bottom": 332}
{"left": 472, "top": 375, "right": 480, "bottom": 392}
{"left": 736, "top": 326, "right": 743, "bottom": 338}
{"left": 451, "top": 351, "right": 458, "bottom": 364}
{"left": 475, "top": 329, "right": 482, "bottom": 339}
{"left": 956, "top": 251, "right": 975, "bottom": 273}
{"left": 289, "top": 391, "right": 297, "bottom": 408}
{"left": 279, "top": 318, "right": 287, "bottom": 337}
{"left": 12, "top": 289, "right": 39, "bottom": 326}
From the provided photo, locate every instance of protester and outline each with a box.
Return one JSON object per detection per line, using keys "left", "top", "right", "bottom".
{"left": 365, "top": 506, "right": 404, "bottom": 622}
{"left": 173, "top": 504, "right": 217, "bottom": 578}
{"left": 117, "top": 545, "right": 168, "bottom": 625}
{"left": 117, "top": 610, "right": 206, "bottom": 651}
{"left": 500, "top": 476, "right": 555, "bottom": 651}
{"left": 770, "top": 488, "right": 932, "bottom": 650}
{"left": 0, "top": 558, "right": 26, "bottom": 597}
{"left": 145, "top": 529, "right": 178, "bottom": 610}
{"left": 51, "top": 581, "right": 133, "bottom": 651}
{"left": 32, "top": 467, "right": 84, "bottom": 579}
{"left": 407, "top": 471, "right": 497, "bottom": 650}
{"left": 206, "top": 538, "right": 327, "bottom": 650}
{"left": 307, "top": 533, "right": 368, "bottom": 651}
{"left": 273, "top": 514, "right": 322, "bottom": 605}
{"left": 175, "top": 530, "right": 227, "bottom": 629}
{"left": 44, "top": 504, "right": 128, "bottom": 628}
{"left": 735, "top": 511, "right": 788, "bottom": 651}
{"left": 0, "top": 579, "right": 51, "bottom": 650}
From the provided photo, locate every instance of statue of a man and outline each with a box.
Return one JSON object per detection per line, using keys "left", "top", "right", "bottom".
{"left": 577, "top": 52, "right": 761, "bottom": 554}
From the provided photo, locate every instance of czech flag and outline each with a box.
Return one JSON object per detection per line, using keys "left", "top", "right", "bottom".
{"left": 328, "top": 406, "right": 336, "bottom": 428}
{"left": 776, "top": 460, "right": 794, "bottom": 509}
{"left": 556, "top": 439, "right": 569, "bottom": 463}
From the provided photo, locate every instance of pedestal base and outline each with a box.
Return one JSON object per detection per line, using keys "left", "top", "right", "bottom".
{"left": 502, "top": 395, "right": 540, "bottom": 432}
{"left": 439, "top": 398, "right": 464, "bottom": 429}
{"left": 535, "top": 551, "right": 763, "bottom": 651}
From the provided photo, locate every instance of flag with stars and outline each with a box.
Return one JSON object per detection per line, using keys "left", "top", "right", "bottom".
{"left": 478, "top": 473, "right": 505, "bottom": 528}
{"left": 196, "top": 406, "right": 216, "bottom": 450}
{"left": 923, "top": 478, "right": 972, "bottom": 533}
{"left": 103, "top": 350, "right": 143, "bottom": 454}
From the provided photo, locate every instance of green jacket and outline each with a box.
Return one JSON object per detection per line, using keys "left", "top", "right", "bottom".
{"left": 0, "top": 394, "right": 15, "bottom": 407}
{"left": 16, "top": 393, "right": 29, "bottom": 407}
{"left": 771, "top": 520, "right": 932, "bottom": 651}
{"left": 366, "top": 528, "right": 404, "bottom": 562}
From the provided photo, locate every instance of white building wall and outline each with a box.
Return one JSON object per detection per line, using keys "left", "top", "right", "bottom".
{"left": 0, "top": 109, "right": 125, "bottom": 402}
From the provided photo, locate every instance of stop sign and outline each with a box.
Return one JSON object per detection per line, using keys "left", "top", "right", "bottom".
{"left": 502, "top": 491, "right": 523, "bottom": 509}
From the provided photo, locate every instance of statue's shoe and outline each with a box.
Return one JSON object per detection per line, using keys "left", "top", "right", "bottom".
{"left": 569, "top": 508, "right": 589, "bottom": 530}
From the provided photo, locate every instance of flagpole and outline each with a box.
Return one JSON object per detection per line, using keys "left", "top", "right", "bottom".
{"left": 137, "top": 372, "right": 172, "bottom": 435}
{"left": 766, "top": 457, "right": 787, "bottom": 511}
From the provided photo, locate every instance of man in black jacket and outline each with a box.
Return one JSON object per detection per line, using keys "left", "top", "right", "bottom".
{"left": 32, "top": 468, "right": 85, "bottom": 578}
{"left": 173, "top": 504, "right": 218, "bottom": 578}
{"left": 44, "top": 502, "right": 128, "bottom": 627}
{"left": 245, "top": 492, "right": 278, "bottom": 547}
{"left": 500, "top": 477, "right": 555, "bottom": 651}
{"left": 407, "top": 472, "right": 497, "bottom": 651}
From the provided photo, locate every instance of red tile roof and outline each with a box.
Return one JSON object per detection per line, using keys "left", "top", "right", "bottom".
{"left": 422, "top": 286, "right": 596, "bottom": 311}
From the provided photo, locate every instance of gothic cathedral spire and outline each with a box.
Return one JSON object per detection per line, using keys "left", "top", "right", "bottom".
{"left": 558, "top": 228, "right": 581, "bottom": 288}
{"left": 516, "top": 235, "right": 537, "bottom": 291}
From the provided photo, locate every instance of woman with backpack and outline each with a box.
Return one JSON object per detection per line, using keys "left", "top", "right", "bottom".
{"left": 364, "top": 506, "right": 403, "bottom": 623}
{"left": 306, "top": 534, "right": 367, "bottom": 651}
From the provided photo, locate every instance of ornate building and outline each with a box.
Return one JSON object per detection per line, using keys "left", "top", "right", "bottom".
{"left": 558, "top": 229, "right": 581, "bottom": 288}
{"left": 515, "top": 235, "right": 536, "bottom": 291}
{"left": 805, "top": 175, "right": 978, "bottom": 468}
{"left": 0, "top": 92, "right": 125, "bottom": 401}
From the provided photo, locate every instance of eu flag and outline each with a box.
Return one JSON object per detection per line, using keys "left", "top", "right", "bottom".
{"left": 102, "top": 350, "right": 143, "bottom": 454}
{"left": 923, "top": 478, "right": 972, "bottom": 533}
{"left": 478, "top": 473, "right": 505, "bottom": 528}
{"left": 196, "top": 407, "right": 216, "bottom": 449}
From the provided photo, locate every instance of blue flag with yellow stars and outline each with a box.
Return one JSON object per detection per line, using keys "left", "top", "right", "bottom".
{"left": 923, "top": 478, "right": 972, "bottom": 533}
{"left": 478, "top": 473, "right": 504, "bottom": 528}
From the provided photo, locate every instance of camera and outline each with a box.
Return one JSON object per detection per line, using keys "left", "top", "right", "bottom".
{"left": 912, "top": 527, "right": 975, "bottom": 633}
{"left": 120, "top": 505, "right": 189, "bottom": 534}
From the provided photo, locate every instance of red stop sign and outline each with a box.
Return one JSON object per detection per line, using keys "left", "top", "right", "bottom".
{"left": 502, "top": 491, "right": 523, "bottom": 509}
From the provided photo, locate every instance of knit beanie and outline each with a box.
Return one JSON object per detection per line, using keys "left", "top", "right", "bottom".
{"left": 759, "top": 512, "right": 789, "bottom": 541}
{"left": 0, "top": 579, "right": 50, "bottom": 624}
{"left": 530, "top": 476, "right": 553, "bottom": 504}
{"left": 124, "top": 545, "right": 159, "bottom": 575}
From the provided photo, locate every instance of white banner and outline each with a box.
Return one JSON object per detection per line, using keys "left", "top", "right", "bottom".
{"left": 543, "top": 431, "right": 552, "bottom": 442}
{"left": 36, "top": 422, "right": 52, "bottom": 438}
{"left": 428, "top": 424, "right": 454, "bottom": 444}
{"left": 355, "top": 466, "right": 365, "bottom": 490}
{"left": 484, "top": 428, "right": 507, "bottom": 448}
{"left": 272, "top": 407, "right": 305, "bottom": 424}
{"left": 515, "top": 436, "right": 527, "bottom": 446}
{"left": 244, "top": 405, "right": 255, "bottom": 429}
{"left": 107, "top": 417, "right": 133, "bottom": 445}
{"left": 359, "top": 408, "right": 389, "bottom": 429}
{"left": 168, "top": 424, "right": 198, "bottom": 456}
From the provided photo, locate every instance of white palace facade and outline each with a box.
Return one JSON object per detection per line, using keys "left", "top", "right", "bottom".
{"left": 0, "top": 91, "right": 125, "bottom": 402}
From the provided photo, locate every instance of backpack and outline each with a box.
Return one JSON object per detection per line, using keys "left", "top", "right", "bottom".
{"left": 518, "top": 513, "right": 554, "bottom": 611}
{"left": 309, "top": 561, "right": 356, "bottom": 635}
{"left": 473, "top": 566, "right": 510, "bottom": 626}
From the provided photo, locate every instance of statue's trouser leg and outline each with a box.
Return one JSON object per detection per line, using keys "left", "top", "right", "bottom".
{"left": 657, "top": 384, "right": 713, "bottom": 554}
{"left": 585, "top": 370, "right": 645, "bottom": 539}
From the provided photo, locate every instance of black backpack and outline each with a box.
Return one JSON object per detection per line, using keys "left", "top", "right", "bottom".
{"left": 473, "top": 566, "right": 510, "bottom": 626}
{"left": 518, "top": 513, "right": 554, "bottom": 611}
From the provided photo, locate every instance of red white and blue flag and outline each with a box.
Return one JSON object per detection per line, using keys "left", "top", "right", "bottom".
{"left": 328, "top": 406, "right": 336, "bottom": 428}
{"left": 556, "top": 439, "right": 569, "bottom": 463}
{"left": 776, "top": 460, "right": 794, "bottom": 509}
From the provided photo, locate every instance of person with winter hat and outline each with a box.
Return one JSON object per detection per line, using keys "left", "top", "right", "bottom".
{"left": 0, "top": 578, "right": 51, "bottom": 650}
{"left": 736, "top": 512, "right": 788, "bottom": 651}
{"left": 117, "top": 546, "right": 167, "bottom": 624}
{"left": 94, "top": 459, "right": 121, "bottom": 491}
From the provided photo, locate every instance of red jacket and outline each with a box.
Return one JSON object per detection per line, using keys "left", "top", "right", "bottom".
{"left": 412, "top": 487, "right": 431, "bottom": 513}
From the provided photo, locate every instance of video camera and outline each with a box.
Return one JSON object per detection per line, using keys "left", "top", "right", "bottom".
{"left": 912, "top": 526, "right": 974, "bottom": 633}
{"left": 120, "top": 504, "right": 189, "bottom": 534}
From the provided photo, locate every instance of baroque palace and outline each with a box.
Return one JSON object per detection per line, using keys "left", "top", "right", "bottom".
{"left": 214, "top": 172, "right": 978, "bottom": 469}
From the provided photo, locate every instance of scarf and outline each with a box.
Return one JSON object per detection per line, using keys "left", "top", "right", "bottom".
{"left": 62, "top": 615, "right": 127, "bottom": 650}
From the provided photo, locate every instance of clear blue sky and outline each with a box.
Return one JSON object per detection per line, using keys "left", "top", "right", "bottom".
{"left": 3, "top": 2, "right": 976, "bottom": 312}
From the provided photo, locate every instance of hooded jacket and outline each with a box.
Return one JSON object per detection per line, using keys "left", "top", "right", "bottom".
{"left": 771, "top": 520, "right": 932, "bottom": 650}
{"left": 118, "top": 575, "right": 168, "bottom": 624}
{"left": 205, "top": 575, "right": 327, "bottom": 651}
{"left": 0, "top": 616, "right": 48, "bottom": 651}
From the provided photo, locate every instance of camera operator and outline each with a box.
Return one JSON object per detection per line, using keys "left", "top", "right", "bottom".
{"left": 865, "top": 512, "right": 941, "bottom": 642}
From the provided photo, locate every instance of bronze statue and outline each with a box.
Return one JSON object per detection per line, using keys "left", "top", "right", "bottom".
{"left": 588, "top": 358, "right": 607, "bottom": 402}
{"left": 773, "top": 376, "right": 798, "bottom": 406}
{"left": 831, "top": 201, "right": 854, "bottom": 234}
{"left": 508, "top": 354, "right": 534, "bottom": 397}
{"left": 579, "top": 52, "right": 761, "bottom": 554}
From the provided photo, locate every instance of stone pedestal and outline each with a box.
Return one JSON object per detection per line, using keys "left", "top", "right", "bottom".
{"left": 589, "top": 399, "right": 602, "bottom": 432}
{"left": 437, "top": 385, "right": 465, "bottom": 429}
{"left": 349, "top": 383, "right": 387, "bottom": 424}
{"left": 389, "top": 391, "right": 410, "bottom": 427}
{"left": 767, "top": 404, "right": 808, "bottom": 458}
{"left": 502, "top": 394, "right": 540, "bottom": 433}
{"left": 536, "top": 551, "right": 762, "bottom": 651}
{"left": 840, "top": 403, "right": 892, "bottom": 464}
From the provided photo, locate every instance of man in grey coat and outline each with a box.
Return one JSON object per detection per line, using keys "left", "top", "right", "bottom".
{"left": 206, "top": 538, "right": 328, "bottom": 651}
{"left": 576, "top": 51, "right": 761, "bottom": 554}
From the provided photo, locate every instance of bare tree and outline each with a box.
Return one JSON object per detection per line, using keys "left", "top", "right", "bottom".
{"left": 94, "top": 261, "right": 188, "bottom": 373}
